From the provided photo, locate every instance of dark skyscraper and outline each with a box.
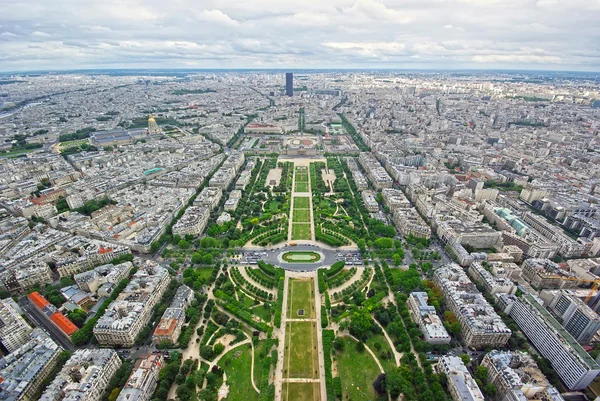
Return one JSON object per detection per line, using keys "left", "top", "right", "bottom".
{"left": 285, "top": 72, "right": 293, "bottom": 96}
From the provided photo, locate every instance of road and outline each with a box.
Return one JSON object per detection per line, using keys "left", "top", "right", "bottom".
{"left": 252, "top": 244, "right": 340, "bottom": 271}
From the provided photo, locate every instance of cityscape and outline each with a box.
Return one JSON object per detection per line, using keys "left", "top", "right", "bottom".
{"left": 1, "top": 2, "right": 600, "bottom": 401}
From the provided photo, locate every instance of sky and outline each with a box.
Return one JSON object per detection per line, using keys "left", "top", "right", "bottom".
{"left": 1, "top": 0, "right": 600, "bottom": 72}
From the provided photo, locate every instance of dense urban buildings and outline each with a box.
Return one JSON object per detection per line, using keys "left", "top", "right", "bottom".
{"left": 1, "top": 68, "right": 600, "bottom": 400}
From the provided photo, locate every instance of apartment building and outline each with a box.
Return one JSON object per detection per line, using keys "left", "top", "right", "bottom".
{"left": 508, "top": 294, "right": 600, "bottom": 390}
{"left": 116, "top": 354, "right": 163, "bottom": 401}
{"left": 361, "top": 190, "right": 379, "bottom": 212}
{"left": 467, "top": 262, "right": 516, "bottom": 296}
{"left": 94, "top": 262, "right": 170, "bottom": 347}
{"left": 434, "top": 264, "right": 511, "bottom": 348}
{"left": 194, "top": 187, "right": 222, "bottom": 210}
{"left": 547, "top": 290, "right": 600, "bottom": 345}
{"left": 358, "top": 152, "right": 393, "bottom": 189}
{"left": 40, "top": 349, "right": 121, "bottom": 401}
{"left": 481, "top": 350, "right": 565, "bottom": 401}
{"left": 521, "top": 258, "right": 576, "bottom": 289}
{"left": 172, "top": 206, "right": 210, "bottom": 237}
{"left": 0, "top": 299, "right": 32, "bottom": 353}
{"left": 27, "top": 292, "right": 78, "bottom": 339}
{"left": 74, "top": 262, "right": 133, "bottom": 293}
{"left": 406, "top": 292, "right": 451, "bottom": 344}
{"left": 153, "top": 285, "right": 193, "bottom": 344}
{"left": 0, "top": 330, "right": 62, "bottom": 401}
{"left": 437, "top": 356, "right": 485, "bottom": 401}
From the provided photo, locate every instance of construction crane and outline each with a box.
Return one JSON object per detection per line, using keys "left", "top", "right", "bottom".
{"left": 556, "top": 276, "right": 600, "bottom": 304}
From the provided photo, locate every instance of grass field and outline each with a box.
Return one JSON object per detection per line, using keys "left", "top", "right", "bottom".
{"left": 283, "top": 382, "right": 320, "bottom": 401}
{"left": 251, "top": 304, "right": 272, "bottom": 322}
{"left": 282, "top": 251, "right": 321, "bottom": 263}
{"left": 335, "top": 337, "right": 384, "bottom": 401}
{"left": 196, "top": 267, "right": 215, "bottom": 281}
{"left": 285, "top": 321, "right": 319, "bottom": 378}
{"left": 218, "top": 344, "right": 259, "bottom": 401}
{"left": 293, "top": 209, "right": 311, "bottom": 223}
{"left": 292, "top": 223, "right": 311, "bottom": 240}
{"left": 294, "top": 197, "right": 310, "bottom": 209}
{"left": 287, "top": 279, "right": 315, "bottom": 318}
{"left": 253, "top": 339, "right": 271, "bottom": 388}
{"left": 295, "top": 182, "right": 309, "bottom": 192}
{"left": 365, "top": 334, "right": 397, "bottom": 373}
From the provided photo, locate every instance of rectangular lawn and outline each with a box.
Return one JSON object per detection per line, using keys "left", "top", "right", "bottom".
{"left": 295, "top": 182, "right": 309, "bottom": 192}
{"left": 293, "top": 197, "right": 310, "bottom": 209}
{"left": 293, "top": 209, "right": 311, "bottom": 223}
{"left": 283, "top": 382, "right": 320, "bottom": 401}
{"left": 287, "top": 279, "right": 315, "bottom": 318}
{"left": 292, "top": 223, "right": 311, "bottom": 240}
{"left": 284, "top": 321, "right": 319, "bottom": 378}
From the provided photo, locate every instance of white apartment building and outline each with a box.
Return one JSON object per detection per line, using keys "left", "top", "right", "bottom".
{"left": 41, "top": 349, "right": 121, "bottom": 401}
{"left": 406, "top": 292, "right": 451, "bottom": 344}
{"left": 0, "top": 329, "right": 61, "bottom": 401}
{"left": 434, "top": 264, "right": 511, "bottom": 348}
{"left": 172, "top": 206, "right": 210, "bottom": 237}
{"left": 194, "top": 187, "right": 222, "bottom": 210}
{"left": 93, "top": 262, "right": 170, "bottom": 347}
{"left": 467, "top": 262, "right": 516, "bottom": 296}
{"left": 508, "top": 294, "right": 600, "bottom": 390}
{"left": 0, "top": 299, "right": 33, "bottom": 353}
{"left": 437, "top": 356, "right": 485, "bottom": 401}
{"left": 116, "top": 354, "right": 163, "bottom": 401}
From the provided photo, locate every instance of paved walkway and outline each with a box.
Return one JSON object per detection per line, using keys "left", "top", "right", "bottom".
{"left": 373, "top": 319, "right": 401, "bottom": 366}
{"left": 274, "top": 273, "right": 290, "bottom": 401}
{"left": 313, "top": 271, "right": 328, "bottom": 401}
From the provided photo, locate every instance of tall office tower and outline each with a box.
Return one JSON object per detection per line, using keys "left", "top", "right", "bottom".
{"left": 285, "top": 72, "right": 293, "bottom": 96}
{"left": 0, "top": 299, "right": 33, "bottom": 353}
{"left": 509, "top": 293, "right": 600, "bottom": 390}
{"left": 548, "top": 290, "right": 600, "bottom": 345}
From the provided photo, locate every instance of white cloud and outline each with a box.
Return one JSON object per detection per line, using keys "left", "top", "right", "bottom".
{"left": 0, "top": 0, "right": 598, "bottom": 70}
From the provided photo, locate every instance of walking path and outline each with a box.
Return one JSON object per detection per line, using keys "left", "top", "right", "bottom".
{"left": 373, "top": 319, "right": 401, "bottom": 366}
{"left": 313, "top": 273, "right": 328, "bottom": 401}
{"left": 274, "top": 274, "right": 290, "bottom": 401}
{"left": 239, "top": 266, "right": 276, "bottom": 296}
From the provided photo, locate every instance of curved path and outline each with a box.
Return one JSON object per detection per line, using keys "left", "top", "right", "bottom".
{"left": 373, "top": 319, "right": 401, "bottom": 366}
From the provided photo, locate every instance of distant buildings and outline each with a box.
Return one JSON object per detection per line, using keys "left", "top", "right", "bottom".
{"left": 172, "top": 206, "right": 210, "bottom": 237}
{"left": 94, "top": 262, "right": 170, "bottom": 347}
{"left": 40, "top": 349, "right": 121, "bottom": 401}
{"left": 437, "top": 356, "right": 485, "bottom": 401}
{"left": 358, "top": 153, "right": 393, "bottom": 189}
{"left": 406, "top": 292, "right": 451, "bottom": 344}
{"left": 286, "top": 73, "right": 293, "bottom": 97}
{"left": 116, "top": 354, "right": 163, "bottom": 401}
{"left": 0, "top": 299, "right": 32, "bottom": 353}
{"left": 507, "top": 293, "right": 600, "bottom": 390}
{"left": 0, "top": 329, "right": 62, "bottom": 401}
{"left": 434, "top": 264, "right": 511, "bottom": 349}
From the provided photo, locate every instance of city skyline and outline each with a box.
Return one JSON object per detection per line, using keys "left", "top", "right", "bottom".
{"left": 1, "top": 0, "right": 600, "bottom": 72}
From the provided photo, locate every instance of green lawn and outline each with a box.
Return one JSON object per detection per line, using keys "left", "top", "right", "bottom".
{"left": 251, "top": 304, "right": 272, "bottom": 322}
{"left": 295, "top": 182, "right": 309, "bottom": 192}
{"left": 294, "top": 197, "right": 310, "bottom": 209}
{"left": 267, "top": 200, "right": 282, "bottom": 213}
{"left": 253, "top": 339, "right": 271, "bottom": 388}
{"left": 283, "top": 382, "right": 320, "bottom": 401}
{"left": 285, "top": 321, "right": 318, "bottom": 379}
{"left": 292, "top": 223, "right": 311, "bottom": 240}
{"left": 218, "top": 344, "right": 259, "bottom": 401}
{"left": 287, "top": 279, "right": 315, "bottom": 318}
{"left": 365, "top": 334, "right": 397, "bottom": 373}
{"left": 282, "top": 251, "right": 321, "bottom": 263}
{"left": 335, "top": 337, "right": 385, "bottom": 401}
{"left": 293, "top": 209, "right": 311, "bottom": 223}
{"left": 196, "top": 267, "right": 215, "bottom": 281}
{"left": 237, "top": 289, "right": 257, "bottom": 308}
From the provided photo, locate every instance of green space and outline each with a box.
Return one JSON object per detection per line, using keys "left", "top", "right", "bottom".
{"left": 283, "top": 382, "right": 320, "bottom": 401}
{"left": 267, "top": 199, "right": 282, "bottom": 213}
{"left": 295, "top": 182, "right": 309, "bottom": 192}
{"left": 293, "top": 197, "right": 310, "bottom": 209}
{"left": 217, "top": 344, "right": 259, "bottom": 401}
{"left": 291, "top": 223, "right": 311, "bottom": 240}
{"left": 335, "top": 336, "right": 384, "bottom": 401}
{"left": 287, "top": 279, "right": 315, "bottom": 319}
{"left": 196, "top": 267, "right": 215, "bottom": 282}
{"left": 282, "top": 251, "right": 321, "bottom": 263}
{"left": 292, "top": 209, "right": 311, "bottom": 223}
{"left": 365, "top": 334, "right": 397, "bottom": 373}
{"left": 285, "top": 321, "right": 319, "bottom": 378}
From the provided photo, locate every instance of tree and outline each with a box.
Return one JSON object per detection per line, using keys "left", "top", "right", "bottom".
{"left": 349, "top": 309, "right": 373, "bottom": 340}
{"left": 108, "top": 387, "right": 121, "bottom": 401}
{"left": 460, "top": 354, "right": 471, "bottom": 366}
{"left": 178, "top": 240, "right": 190, "bottom": 249}
{"left": 213, "top": 343, "right": 225, "bottom": 355}
{"left": 475, "top": 366, "right": 488, "bottom": 383}
{"left": 393, "top": 253, "right": 402, "bottom": 266}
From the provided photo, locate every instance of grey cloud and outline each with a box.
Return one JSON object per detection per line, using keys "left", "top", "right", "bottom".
{"left": 0, "top": 0, "right": 598, "bottom": 71}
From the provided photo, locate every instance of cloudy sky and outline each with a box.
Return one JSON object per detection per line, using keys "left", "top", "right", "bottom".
{"left": 1, "top": 0, "right": 599, "bottom": 72}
